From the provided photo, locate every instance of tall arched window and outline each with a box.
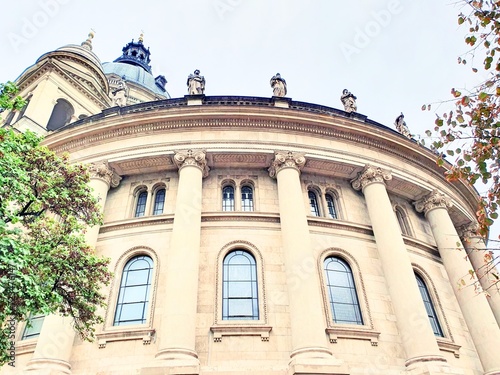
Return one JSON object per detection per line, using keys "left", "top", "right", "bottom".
{"left": 135, "top": 191, "right": 148, "bottom": 217}
{"left": 324, "top": 257, "right": 363, "bottom": 325}
{"left": 21, "top": 314, "right": 44, "bottom": 340}
{"left": 395, "top": 206, "right": 412, "bottom": 236}
{"left": 47, "top": 99, "right": 74, "bottom": 131}
{"left": 222, "top": 250, "right": 259, "bottom": 320}
{"left": 114, "top": 255, "right": 153, "bottom": 326}
{"left": 153, "top": 188, "right": 166, "bottom": 215}
{"left": 325, "top": 193, "right": 338, "bottom": 219}
{"left": 222, "top": 186, "right": 235, "bottom": 211}
{"left": 241, "top": 186, "right": 254, "bottom": 212}
{"left": 308, "top": 190, "right": 320, "bottom": 216}
{"left": 415, "top": 273, "right": 443, "bottom": 337}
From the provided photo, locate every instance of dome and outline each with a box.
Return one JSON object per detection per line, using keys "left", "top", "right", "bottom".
{"left": 53, "top": 44, "right": 103, "bottom": 70}
{"left": 102, "top": 61, "right": 168, "bottom": 97}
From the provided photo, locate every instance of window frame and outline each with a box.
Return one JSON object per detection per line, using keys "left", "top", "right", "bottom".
{"left": 20, "top": 314, "right": 45, "bottom": 341}
{"left": 240, "top": 184, "right": 254, "bottom": 212}
{"left": 325, "top": 191, "right": 339, "bottom": 219}
{"left": 133, "top": 187, "right": 148, "bottom": 217}
{"left": 308, "top": 189, "right": 321, "bottom": 217}
{"left": 152, "top": 185, "right": 166, "bottom": 215}
{"left": 222, "top": 182, "right": 236, "bottom": 212}
{"left": 394, "top": 204, "right": 413, "bottom": 237}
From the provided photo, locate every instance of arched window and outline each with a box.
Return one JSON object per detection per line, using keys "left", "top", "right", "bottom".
{"left": 395, "top": 206, "right": 412, "bottom": 236}
{"left": 21, "top": 314, "right": 44, "bottom": 340}
{"left": 47, "top": 99, "right": 74, "bottom": 131}
{"left": 153, "top": 188, "right": 166, "bottom": 215}
{"left": 222, "top": 186, "right": 235, "bottom": 211}
{"left": 222, "top": 250, "right": 259, "bottom": 320}
{"left": 135, "top": 191, "right": 148, "bottom": 217}
{"left": 324, "top": 257, "right": 363, "bottom": 325}
{"left": 241, "top": 186, "right": 254, "bottom": 212}
{"left": 308, "top": 190, "right": 320, "bottom": 216}
{"left": 325, "top": 193, "right": 338, "bottom": 219}
{"left": 415, "top": 273, "right": 443, "bottom": 337}
{"left": 114, "top": 255, "right": 153, "bottom": 326}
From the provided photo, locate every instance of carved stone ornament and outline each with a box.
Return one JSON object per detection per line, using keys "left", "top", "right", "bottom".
{"left": 173, "top": 149, "right": 210, "bottom": 178}
{"left": 413, "top": 189, "right": 452, "bottom": 215}
{"left": 457, "top": 221, "right": 482, "bottom": 240}
{"left": 268, "top": 151, "right": 306, "bottom": 178}
{"left": 351, "top": 164, "right": 392, "bottom": 191}
{"left": 88, "top": 161, "right": 122, "bottom": 188}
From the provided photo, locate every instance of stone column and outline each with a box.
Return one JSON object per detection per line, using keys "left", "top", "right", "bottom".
{"left": 415, "top": 190, "right": 500, "bottom": 375}
{"left": 269, "top": 151, "right": 343, "bottom": 374}
{"left": 154, "top": 150, "right": 208, "bottom": 372}
{"left": 25, "top": 161, "right": 120, "bottom": 375}
{"left": 351, "top": 165, "right": 447, "bottom": 370}
{"left": 458, "top": 222, "right": 500, "bottom": 327}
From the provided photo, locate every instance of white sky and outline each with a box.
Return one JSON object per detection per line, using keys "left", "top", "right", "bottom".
{"left": 1, "top": 0, "right": 498, "bottom": 242}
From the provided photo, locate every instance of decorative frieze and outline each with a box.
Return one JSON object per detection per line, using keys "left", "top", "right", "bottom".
{"left": 268, "top": 151, "right": 306, "bottom": 178}
{"left": 88, "top": 160, "right": 121, "bottom": 188}
{"left": 414, "top": 190, "right": 452, "bottom": 215}
{"left": 351, "top": 164, "right": 391, "bottom": 191}
{"left": 173, "top": 149, "right": 209, "bottom": 177}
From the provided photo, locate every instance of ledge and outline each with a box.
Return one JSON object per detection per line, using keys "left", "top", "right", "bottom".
{"left": 437, "top": 338, "right": 461, "bottom": 358}
{"left": 15, "top": 339, "right": 37, "bottom": 355}
{"left": 210, "top": 325, "right": 272, "bottom": 342}
{"left": 326, "top": 327, "right": 381, "bottom": 346}
{"left": 96, "top": 327, "right": 155, "bottom": 348}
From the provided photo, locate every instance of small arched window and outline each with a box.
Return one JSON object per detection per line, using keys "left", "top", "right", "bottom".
{"left": 222, "top": 250, "right": 259, "bottom": 320}
{"left": 395, "top": 206, "right": 411, "bottom": 236}
{"left": 47, "top": 99, "right": 74, "bottom": 131}
{"left": 135, "top": 191, "right": 148, "bottom": 217}
{"left": 415, "top": 273, "right": 443, "bottom": 337}
{"left": 153, "top": 188, "right": 166, "bottom": 215}
{"left": 324, "top": 257, "right": 363, "bottom": 325}
{"left": 241, "top": 186, "right": 254, "bottom": 212}
{"left": 114, "top": 255, "right": 153, "bottom": 326}
{"left": 325, "top": 193, "right": 338, "bottom": 219}
{"left": 21, "top": 314, "right": 44, "bottom": 340}
{"left": 308, "top": 190, "right": 320, "bottom": 216}
{"left": 222, "top": 186, "right": 235, "bottom": 212}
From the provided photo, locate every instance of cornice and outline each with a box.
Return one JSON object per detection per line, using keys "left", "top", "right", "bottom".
{"left": 100, "top": 216, "right": 174, "bottom": 234}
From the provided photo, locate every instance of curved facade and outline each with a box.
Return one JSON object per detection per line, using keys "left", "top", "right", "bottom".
{"left": 2, "top": 38, "right": 500, "bottom": 375}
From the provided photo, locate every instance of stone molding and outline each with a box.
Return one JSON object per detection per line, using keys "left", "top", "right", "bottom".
{"left": 268, "top": 151, "right": 306, "bottom": 178}
{"left": 210, "top": 325, "right": 272, "bottom": 342}
{"left": 88, "top": 160, "right": 121, "bottom": 188}
{"left": 96, "top": 328, "right": 155, "bottom": 348}
{"left": 173, "top": 149, "right": 209, "bottom": 178}
{"left": 351, "top": 164, "right": 392, "bottom": 191}
{"left": 414, "top": 189, "right": 452, "bottom": 215}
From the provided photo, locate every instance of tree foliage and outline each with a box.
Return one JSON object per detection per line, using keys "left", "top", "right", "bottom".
{"left": 0, "top": 129, "right": 111, "bottom": 365}
{"left": 424, "top": 1, "right": 500, "bottom": 238}
{"left": 0, "top": 82, "right": 25, "bottom": 114}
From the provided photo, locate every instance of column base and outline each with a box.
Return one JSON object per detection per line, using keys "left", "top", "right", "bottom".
{"left": 142, "top": 348, "right": 200, "bottom": 375}
{"left": 24, "top": 358, "right": 72, "bottom": 374}
{"left": 288, "top": 347, "right": 347, "bottom": 375}
{"left": 405, "top": 356, "right": 462, "bottom": 375}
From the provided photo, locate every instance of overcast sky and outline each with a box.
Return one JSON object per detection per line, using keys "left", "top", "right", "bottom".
{"left": 2, "top": 0, "right": 497, "bottom": 241}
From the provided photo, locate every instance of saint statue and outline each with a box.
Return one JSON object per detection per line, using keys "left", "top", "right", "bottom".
{"left": 340, "top": 89, "right": 357, "bottom": 113}
{"left": 187, "top": 69, "right": 206, "bottom": 95}
{"left": 395, "top": 112, "right": 412, "bottom": 139}
{"left": 111, "top": 79, "right": 128, "bottom": 107}
{"left": 270, "top": 73, "right": 287, "bottom": 97}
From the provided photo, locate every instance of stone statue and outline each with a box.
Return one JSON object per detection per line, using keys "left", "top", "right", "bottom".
{"left": 111, "top": 79, "right": 128, "bottom": 107}
{"left": 340, "top": 89, "right": 357, "bottom": 113}
{"left": 270, "top": 73, "right": 287, "bottom": 97}
{"left": 395, "top": 112, "right": 412, "bottom": 139}
{"left": 187, "top": 69, "right": 205, "bottom": 95}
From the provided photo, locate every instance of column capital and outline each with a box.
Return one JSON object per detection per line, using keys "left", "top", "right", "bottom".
{"left": 414, "top": 189, "right": 452, "bottom": 215}
{"left": 88, "top": 160, "right": 121, "bottom": 188}
{"left": 351, "top": 164, "right": 392, "bottom": 191}
{"left": 457, "top": 221, "right": 483, "bottom": 240}
{"left": 268, "top": 151, "right": 306, "bottom": 178}
{"left": 174, "top": 149, "right": 209, "bottom": 178}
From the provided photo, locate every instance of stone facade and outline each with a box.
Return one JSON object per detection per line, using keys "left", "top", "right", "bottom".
{"left": 2, "top": 37, "right": 500, "bottom": 375}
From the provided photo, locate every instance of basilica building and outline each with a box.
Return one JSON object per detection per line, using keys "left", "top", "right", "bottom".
{"left": 2, "top": 33, "right": 500, "bottom": 375}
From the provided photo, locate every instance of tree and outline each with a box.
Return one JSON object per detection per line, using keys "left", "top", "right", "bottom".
{"left": 423, "top": 0, "right": 500, "bottom": 289}
{"left": 0, "top": 128, "right": 112, "bottom": 365}
{"left": 0, "top": 82, "right": 25, "bottom": 113}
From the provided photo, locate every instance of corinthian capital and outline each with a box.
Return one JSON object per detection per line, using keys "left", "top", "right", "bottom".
{"left": 174, "top": 149, "right": 209, "bottom": 178}
{"left": 457, "top": 221, "right": 482, "bottom": 240}
{"left": 88, "top": 160, "right": 121, "bottom": 188}
{"left": 268, "top": 151, "right": 306, "bottom": 178}
{"left": 413, "top": 189, "right": 452, "bottom": 215}
{"left": 351, "top": 164, "right": 392, "bottom": 191}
